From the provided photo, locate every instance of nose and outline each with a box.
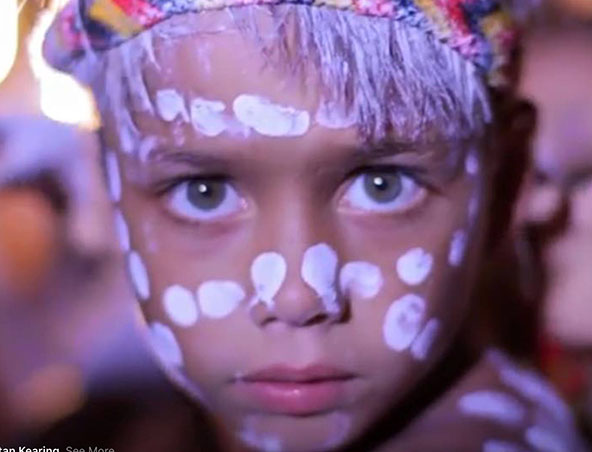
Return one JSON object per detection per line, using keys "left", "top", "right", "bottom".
{"left": 249, "top": 199, "right": 346, "bottom": 328}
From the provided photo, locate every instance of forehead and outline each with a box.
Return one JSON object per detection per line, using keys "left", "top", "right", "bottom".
{"left": 143, "top": 11, "right": 320, "bottom": 117}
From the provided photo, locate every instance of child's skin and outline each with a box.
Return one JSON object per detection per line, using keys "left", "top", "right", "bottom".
{"left": 99, "top": 11, "right": 580, "bottom": 452}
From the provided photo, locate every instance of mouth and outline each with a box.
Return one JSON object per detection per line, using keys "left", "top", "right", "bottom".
{"left": 231, "top": 365, "right": 358, "bottom": 416}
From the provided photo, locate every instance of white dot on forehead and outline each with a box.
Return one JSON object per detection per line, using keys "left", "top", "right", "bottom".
{"left": 104, "top": 150, "right": 122, "bottom": 203}
{"left": 410, "top": 318, "right": 440, "bottom": 361}
{"left": 448, "top": 230, "right": 468, "bottom": 267}
{"left": 233, "top": 94, "right": 310, "bottom": 137}
{"left": 301, "top": 243, "right": 340, "bottom": 314}
{"left": 114, "top": 209, "right": 130, "bottom": 252}
{"left": 127, "top": 251, "right": 151, "bottom": 301}
{"left": 155, "top": 89, "right": 189, "bottom": 123}
{"left": 148, "top": 322, "right": 183, "bottom": 367}
{"left": 251, "top": 252, "right": 287, "bottom": 308}
{"left": 525, "top": 426, "right": 568, "bottom": 452}
{"left": 163, "top": 285, "right": 199, "bottom": 327}
{"left": 190, "top": 97, "right": 229, "bottom": 137}
{"left": 383, "top": 294, "right": 426, "bottom": 352}
{"left": 339, "top": 261, "right": 383, "bottom": 299}
{"left": 396, "top": 248, "right": 433, "bottom": 286}
{"left": 458, "top": 391, "right": 526, "bottom": 426}
{"left": 482, "top": 440, "right": 527, "bottom": 452}
{"left": 198, "top": 281, "right": 245, "bottom": 319}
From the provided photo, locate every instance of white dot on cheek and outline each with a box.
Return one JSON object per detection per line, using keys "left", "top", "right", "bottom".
{"left": 104, "top": 150, "right": 122, "bottom": 203}
{"left": 197, "top": 281, "right": 245, "bottom": 319}
{"left": 113, "top": 209, "right": 130, "bottom": 252}
{"left": 251, "top": 252, "right": 287, "bottom": 308}
{"left": 448, "top": 230, "right": 468, "bottom": 267}
{"left": 339, "top": 262, "right": 383, "bottom": 299}
{"left": 127, "top": 251, "right": 151, "bottom": 301}
{"left": 163, "top": 285, "right": 199, "bottom": 327}
{"left": 396, "top": 248, "right": 434, "bottom": 286}
{"left": 525, "top": 426, "right": 568, "bottom": 452}
{"left": 410, "top": 318, "right": 440, "bottom": 361}
{"left": 148, "top": 322, "right": 183, "bottom": 367}
{"left": 383, "top": 294, "right": 426, "bottom": 352}
{"left": 465, "top": 152, "right": 480, "bottom": 176}
{"left": 301, "top": 243, "right": 339, "bottom": 314}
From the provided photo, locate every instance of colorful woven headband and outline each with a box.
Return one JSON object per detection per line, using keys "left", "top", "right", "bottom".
{"left": 43, "top": 0, "right": 519, "bottom": 87}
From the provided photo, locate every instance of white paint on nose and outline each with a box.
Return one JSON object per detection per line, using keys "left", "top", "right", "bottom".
{"left": 301, "top": 243, "right": 340, "bottom": 314}
{"left": 251, "top": 252, "right": 287, "bottom": 309}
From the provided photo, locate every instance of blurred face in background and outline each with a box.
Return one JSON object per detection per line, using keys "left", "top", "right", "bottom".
{"left": 519, "top": 27, "right": 592, "bottom": 346}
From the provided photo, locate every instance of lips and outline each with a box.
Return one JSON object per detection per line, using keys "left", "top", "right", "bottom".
{"left": 231, "top": 365, "right": 357, "bottom": 416}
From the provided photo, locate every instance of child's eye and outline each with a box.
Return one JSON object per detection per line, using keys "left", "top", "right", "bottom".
{"left": 165, "top": 178, "right": 245, "bottom": 222}
{"left": 340, "top": 169, "right": 426, "bottom": 214}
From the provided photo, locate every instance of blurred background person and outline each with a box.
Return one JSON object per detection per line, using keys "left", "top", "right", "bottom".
{"left": 516, "top": 2, "right": 592, "bottom": 438}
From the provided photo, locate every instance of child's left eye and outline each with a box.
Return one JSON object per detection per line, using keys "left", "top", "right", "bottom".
{"left": 340, "top": 169, "right": 426, "bottom": 214}
{"left": 165, "top": 178, "right": 245, "bottom": 222}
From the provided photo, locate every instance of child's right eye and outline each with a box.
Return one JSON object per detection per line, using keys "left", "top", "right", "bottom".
{"left": 165, "top": 178, "right": 246, "bottom": 222}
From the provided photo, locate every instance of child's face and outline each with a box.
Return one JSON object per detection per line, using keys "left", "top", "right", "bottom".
{"left": 102, "top": 15, "right": 488, "bottom": 451}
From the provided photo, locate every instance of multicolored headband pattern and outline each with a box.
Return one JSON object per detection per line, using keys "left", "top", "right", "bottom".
{"left": 43, "top": 0, "right": 520, "bottom": 87}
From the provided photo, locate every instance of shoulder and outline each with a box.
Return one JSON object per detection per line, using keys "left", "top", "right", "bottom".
{"left": 391, "top": 349, "right": 588, "bottom": 452}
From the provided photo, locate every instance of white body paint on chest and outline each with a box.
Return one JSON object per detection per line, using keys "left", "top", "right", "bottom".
{"left": 233, "top": 94, "right": 310, "bottom": 137}
{"left": 251, "top": 252, "right": 287, "bottom": 309}
{"left": 190, "top": 97, "right": 229, "bottom": 137}
{"left": 148, "top": 322, "right": 183, "bottom": 367}
{"left": 198, "top": 281, "right": 245, "bottom": 319}
{"left": 458, "top": 390, "right": 526, "bottom": 425}
{"left": 301, "top": 243, "right": 340, "bottom": 314}
{"left": 410, "top": 318, "right": 440, "bottom": 361}
{"left": 396, "top": 248, "right": 434, "bottom": 286}
{"left": 339, "top": 261, "right": 383, "bottom": 299}
{"left": 315, "top": 101, "right": 357, "bottom": 129}
{"left": 104, "top": 150, "right": 122, "bottom": 203}
{"left": 383, "top": 294, "right": 426, "bottom": 352}
{"left": 113, "top": 209, "right": 130, "bottom": 252}
{"left": 155, "top": 89, "right": 189, "bottom": 123}
{"left": 163, "top": 285, "right": 199, "bottom": 327}
{"left": 525, "top": 426, "right": 568, "bottom": 452}
{"left": 482, "top": 440, "right": 527, "bottom": 452}
{"left": 449, "top": 230, "right": 468, "bottom": 267}
{"left": 128, "top": 250, "right": 150, "bottom": 301}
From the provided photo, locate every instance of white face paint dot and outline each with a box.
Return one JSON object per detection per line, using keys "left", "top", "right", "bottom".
{"left": 155, "top": 89, "right": 189, "bottom": 123}
{"left": 163, "top": 285, "right": 199, "bottom": 327}
{"left": 339, "top": 261, "right": 383, "bottom": 299}
{"left": 482, "top": 439, "right": 527, "bottom": 452}
{"left": 525, "top": 426, "right": 568, "bottom": 452}
{"left": 301, "top": 243, "right": 339, "bottom": 314}
{"left": 410, "top": 318, "right": 440, "bottom": 361}
{"left": 127, "top": 251, "right": 150, "bottom": 301}
{"left": 323, "top": 413, "right": 352, "bottom": 449}
{"left": 396, "top": 248, "right": 434, "bottom": 286}
{"left": 449, "top": 230, "right": 468, "bottom": 267}
{"left": 233, "top": 94, "right": 310, "bottom": 137}
{"left": 148, "top": 322, "right": 183, "bottom": 367}
{"left": 383, "top": 294, "right": 426, "bottom": 352}
{"left": 251, "top": 252, "right": 287, "bottom": 309}
{"left": 458, "top": 390, "right": 526, "bottom": 426}
{"left": 104, "top": 150, "right": 122, "bottom": 203}
{"left": 114, "top": 209, "right": 130, "bottom": 252}
{"left": 198, "top": 281, "right": 245, "bottom": 319}
{"left": 190, "top": 97, "right": 228, "bottom": 137}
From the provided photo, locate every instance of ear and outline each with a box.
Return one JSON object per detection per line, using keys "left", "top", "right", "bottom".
{"left": 484, "top": 97, "right": 538, "bottom": 252}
